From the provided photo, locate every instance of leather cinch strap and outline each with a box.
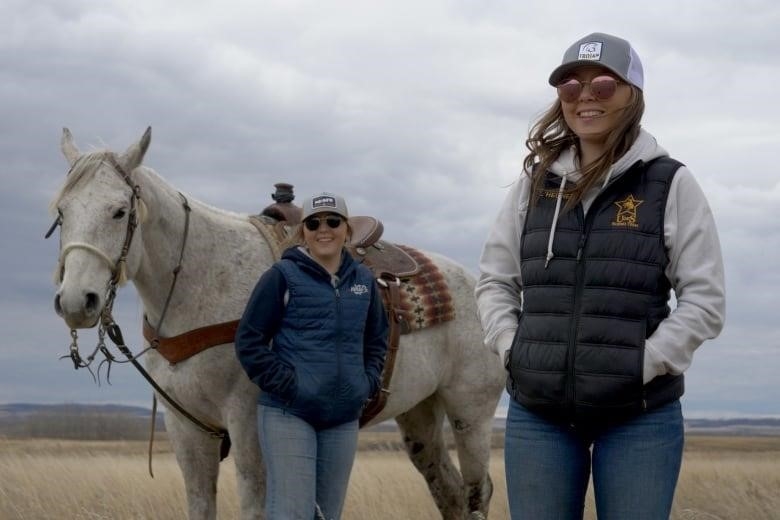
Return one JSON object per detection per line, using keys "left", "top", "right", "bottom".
{"left": 359, "top": 274, "right": 403, "bottom": 427}
{"left": 143, "top": 316, "right": 239, "bottom": 364}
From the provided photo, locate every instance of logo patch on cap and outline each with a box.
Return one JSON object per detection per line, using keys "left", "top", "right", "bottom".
{"left": 311, "top": 195, "right": 337, "bottom": 209}
{"left": 578, "top": 42, "right": 602, "bottom": 61}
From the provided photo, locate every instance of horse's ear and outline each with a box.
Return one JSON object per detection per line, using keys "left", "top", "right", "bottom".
{"left": 61, "top": 127, "right": 80, "bottom": 167}
{"left": 120, "top": 126, "right": 152, "bottom": 172}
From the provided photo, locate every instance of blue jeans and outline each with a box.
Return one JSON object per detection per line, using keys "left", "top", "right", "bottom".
{"left": 504, "top": 399, "right": 684, "bottom": 520}
{"left": 259, "top": 405, "right": 359, "bottom": 520}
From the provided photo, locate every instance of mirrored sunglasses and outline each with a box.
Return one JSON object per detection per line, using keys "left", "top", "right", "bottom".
{"left": 303, "top": 216, "right": 344, "bottom": 231}
{"left": 556, "top": 75, "right": 621, "bottom": 103}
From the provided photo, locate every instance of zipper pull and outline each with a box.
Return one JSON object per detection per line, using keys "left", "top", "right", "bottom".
{"left": 576, "top": 235, "right": 586, "bottom": 262}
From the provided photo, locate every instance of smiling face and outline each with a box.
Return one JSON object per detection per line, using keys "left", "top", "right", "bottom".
{"left": 558, "top": 65, "right": 633, "bottom": 152}
{"left": 302, "top": 212, "right": 348, "bottom": 271}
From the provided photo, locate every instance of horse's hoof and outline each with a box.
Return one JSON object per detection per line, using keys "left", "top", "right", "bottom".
{"left": 468, "top": 512, "right": 487, "bottom": 520}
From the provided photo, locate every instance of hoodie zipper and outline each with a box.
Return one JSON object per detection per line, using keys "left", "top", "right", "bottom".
{"left": 566, "top": 177, "right": 633, "bottom": 418}
{"left": 334, "top": 283, "right": 342, "bottom": 405}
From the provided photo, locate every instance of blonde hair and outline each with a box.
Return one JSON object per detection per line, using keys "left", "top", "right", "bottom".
{"left": 524, "top": 87, "right": 645, "bottom": 210}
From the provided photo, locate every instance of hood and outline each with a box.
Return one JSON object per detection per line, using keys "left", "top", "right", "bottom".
{"left": 548, "top": 128, "right": 669, "bottom": 185}
{"left": 542, "top": 128, "right": 668, "bottom": 269}
{"left": 281, "top": 245, "right": 356, "bottom": 281}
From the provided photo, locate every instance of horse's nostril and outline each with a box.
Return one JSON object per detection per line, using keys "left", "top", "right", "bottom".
{"left": 54, "top": 294, "right": 63, "bottom": 316}
{"left": 85, "top": 292, "right": 99, "bottom": 312}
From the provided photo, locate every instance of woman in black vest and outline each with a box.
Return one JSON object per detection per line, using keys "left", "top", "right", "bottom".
{"left": 476, "top": 33, "right": 725, "bottom": 519}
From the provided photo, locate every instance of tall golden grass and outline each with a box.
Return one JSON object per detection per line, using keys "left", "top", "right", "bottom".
{"left": 1, "top": 434, "right": 778, "bottom": 519}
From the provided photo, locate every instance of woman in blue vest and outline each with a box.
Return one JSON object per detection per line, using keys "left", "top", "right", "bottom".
{"left": 476, "top": 33, "right": 725, "bottom": 519}
{"left": 236, "top": 192, "right": 388, "bottom": 519}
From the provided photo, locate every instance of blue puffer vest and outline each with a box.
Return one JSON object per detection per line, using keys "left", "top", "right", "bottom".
{"left": 507, "top": 157, "right": 684, "bottom": 427}
{"left": 259, "top": 250, "right": 376, "bottom": 429}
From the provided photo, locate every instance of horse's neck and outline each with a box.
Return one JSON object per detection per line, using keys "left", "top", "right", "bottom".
{"left": 132, "top": 168, "right": 274, "bottom": 333}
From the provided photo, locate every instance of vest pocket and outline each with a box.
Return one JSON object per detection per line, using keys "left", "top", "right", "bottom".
{"left": 574, "top": 337, "right": 645, "bottom": 408}
{"left": 508, "top": 333, "right": 568, "bottom": 403}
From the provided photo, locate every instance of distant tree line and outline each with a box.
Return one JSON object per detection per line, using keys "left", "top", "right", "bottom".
{"left": 0, "top": 410, "right": 165, "bottom": 440}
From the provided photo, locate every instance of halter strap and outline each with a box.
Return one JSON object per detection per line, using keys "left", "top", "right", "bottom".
{"left": 59, "top": 242, "right": 119, "bottom": 272}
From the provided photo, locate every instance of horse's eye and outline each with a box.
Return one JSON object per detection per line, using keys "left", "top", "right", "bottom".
{"left": 113, "top": 209, "right": 127, "bottom": 220}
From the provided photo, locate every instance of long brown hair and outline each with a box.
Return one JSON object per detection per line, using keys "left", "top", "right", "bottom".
{"left": 523, "top": 87, "right": 645, "bottom": 210}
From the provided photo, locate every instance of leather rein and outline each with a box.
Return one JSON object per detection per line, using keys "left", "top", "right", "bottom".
{"left": 47, "top": 154, "right": 229, "bottom": 465}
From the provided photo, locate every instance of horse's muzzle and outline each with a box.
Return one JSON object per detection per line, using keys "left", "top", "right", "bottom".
{"left": 54, "top": 289, "right": 101, "bottom": 329}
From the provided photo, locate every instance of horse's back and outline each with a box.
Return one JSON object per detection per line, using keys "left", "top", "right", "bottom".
{"left": 373, "top": 247, "right": 502, "bottom": 422}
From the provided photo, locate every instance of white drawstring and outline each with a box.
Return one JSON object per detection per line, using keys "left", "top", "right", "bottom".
{"left": 601, "top": 166, "right": 614, "bottom": 189}
{"left": 544, "top": 173, "right": 568, "bottom": 269}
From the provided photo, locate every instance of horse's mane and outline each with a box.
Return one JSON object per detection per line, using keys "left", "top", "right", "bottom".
{"left": 49, "top": 150, "right": 253, "bottom": 225}
{"left": 136, "top": 167, "right": 252, "bottom": 222}
{"left": 49, "top": 150, "right": 114, "bottom": 214}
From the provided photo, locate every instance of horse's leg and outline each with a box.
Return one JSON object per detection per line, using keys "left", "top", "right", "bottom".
{"left": 435, "top": 352, "right": 503, "bottom": 520}
{"left": 395, "top": 395, "right": 466, "bottom": 519}
{"left": 444, "top": 403, "right": 497, "bottom": 519}
{"left": 226, "top": 398, "right": 266, "bottom": 520}
{"left": 165, "top": 412, "right": 221, "bottom": 520}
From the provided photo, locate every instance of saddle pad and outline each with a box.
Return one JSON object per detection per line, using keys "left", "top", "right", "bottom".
{"left": 396, "top": 245, "right": 455, "bottom": 332}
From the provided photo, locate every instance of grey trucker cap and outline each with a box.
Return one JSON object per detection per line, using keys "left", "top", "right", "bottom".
{"left": 548, "top": 32, "right": 644, "bottom": 90}
{"left": 301, "top": 192, "right": 349, "bottom": 220}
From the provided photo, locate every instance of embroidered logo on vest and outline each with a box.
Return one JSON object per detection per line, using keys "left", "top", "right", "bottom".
{"left": 540, "top": 189, "right": 571, "bottom": 200}
{"left": 612, "top": 194, "right": 643, "bottom": 228}
{"left": 350, "top": 283, "right": 369, "bottom": 296}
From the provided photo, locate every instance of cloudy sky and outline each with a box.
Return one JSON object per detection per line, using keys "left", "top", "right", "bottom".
{"left": 1, "top": 0, "right": 778, "bottom": 418}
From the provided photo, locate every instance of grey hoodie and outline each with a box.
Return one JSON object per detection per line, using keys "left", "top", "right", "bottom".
{"left": 475, "top": 129, "right": 725, "bottom": 385}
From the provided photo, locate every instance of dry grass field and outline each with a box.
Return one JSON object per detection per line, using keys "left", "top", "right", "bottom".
{"left": 1, "top": 433, "right": 778, "bottom": 519}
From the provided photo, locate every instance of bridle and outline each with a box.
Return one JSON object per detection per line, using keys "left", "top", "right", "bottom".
{"left": 46, "top": 153, "right": 229, "bottom": 462}
{"left": 48, "top": 153, "right": 142, "bottom": 373}
{"left": 48, "top": 155, "right": 139, "bottom": 286}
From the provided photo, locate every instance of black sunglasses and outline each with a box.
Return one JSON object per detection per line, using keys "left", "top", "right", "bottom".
{"left": 303, "top": 216, "right": 344, "bottom": 231}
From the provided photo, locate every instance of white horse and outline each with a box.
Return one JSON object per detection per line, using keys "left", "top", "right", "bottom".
{"left": 50, "top": 127, "right": 505, "bottom": 519}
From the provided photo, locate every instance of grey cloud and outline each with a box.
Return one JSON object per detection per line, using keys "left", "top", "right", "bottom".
{"left": 1, "top": 0, "right": 778, "bottom": 416}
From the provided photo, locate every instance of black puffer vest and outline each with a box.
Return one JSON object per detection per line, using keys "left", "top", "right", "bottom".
{"left": 506, "top": 157, "right": 684, "bottom": 427}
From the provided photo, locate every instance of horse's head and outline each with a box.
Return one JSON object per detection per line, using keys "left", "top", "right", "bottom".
{"left": 50, "top": 127, "right": 151, "bottom": 329}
